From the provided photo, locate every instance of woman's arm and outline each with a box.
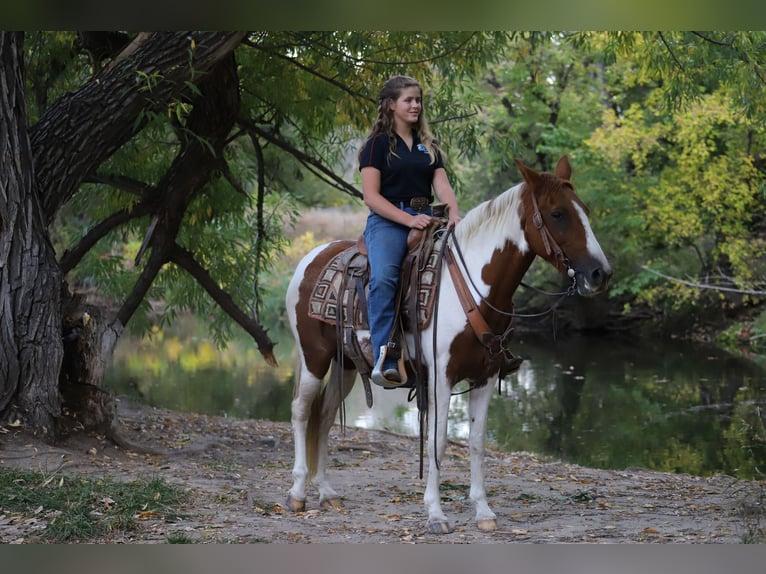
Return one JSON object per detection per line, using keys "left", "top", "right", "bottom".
{"left": 432, "top": 167, "right": 461, "bottom": 227}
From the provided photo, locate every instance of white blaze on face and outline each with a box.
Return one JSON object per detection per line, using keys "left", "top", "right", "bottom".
{"left": 573, "top": 202, "right": 611, "bottom": 274}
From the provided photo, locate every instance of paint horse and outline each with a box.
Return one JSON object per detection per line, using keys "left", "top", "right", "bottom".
{"left": 284, "top": 156, "right": 611, "bottom": 534}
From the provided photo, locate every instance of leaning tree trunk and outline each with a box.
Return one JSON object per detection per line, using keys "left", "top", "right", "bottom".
{"left": 59, "top": 52, "right": 244, "bottom": 437}
{"left": 0, "top": 32, "right": 64, "bottom": 439}
{"left": 1, "top": 31, "right": 247, "bottom": 440}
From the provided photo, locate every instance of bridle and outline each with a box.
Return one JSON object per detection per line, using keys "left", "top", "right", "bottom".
{"left": 444, "top": 184, "right": 579, "bottom": 331}
{"left": 425, "top": 187, "right": 580, "bottom": 472}
{"left": 528, "top": 183, "right": 577, "bottom": 282}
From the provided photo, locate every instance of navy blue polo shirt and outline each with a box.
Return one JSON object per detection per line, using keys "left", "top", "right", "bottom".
{"left": 359, "top": 131, "right": 443, "bottom": 204}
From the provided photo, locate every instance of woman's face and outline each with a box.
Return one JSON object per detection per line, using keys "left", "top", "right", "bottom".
{"left": 390, "top": 86, "right": 422, "bottom": 128}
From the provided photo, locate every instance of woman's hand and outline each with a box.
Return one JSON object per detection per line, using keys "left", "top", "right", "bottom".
{"left": 409, "top": 213, "right": 433, "bottom": 230}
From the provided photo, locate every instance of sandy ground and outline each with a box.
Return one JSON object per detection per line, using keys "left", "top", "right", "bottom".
{"left": 1, "top": 396, "right": 763, "bottom": 544}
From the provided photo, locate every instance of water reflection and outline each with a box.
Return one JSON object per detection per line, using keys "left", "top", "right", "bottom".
{"left": 105, "top": 318, "right": 766, "bottom": 479}
{"left": 490, "top": 334, "right": 766, "bottom": 480}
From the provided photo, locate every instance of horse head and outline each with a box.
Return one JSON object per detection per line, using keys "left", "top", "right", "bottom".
{"left": 516, "top": 156, "right": 612, "bottom": 296}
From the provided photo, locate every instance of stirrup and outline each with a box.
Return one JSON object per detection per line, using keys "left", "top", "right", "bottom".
{"left": 371, "top": 344, "right": 408, "bottom": 388}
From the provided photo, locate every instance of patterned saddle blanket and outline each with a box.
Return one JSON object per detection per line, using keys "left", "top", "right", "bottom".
{"left": 307, "top": 228, "right": 447, "bottom": 332}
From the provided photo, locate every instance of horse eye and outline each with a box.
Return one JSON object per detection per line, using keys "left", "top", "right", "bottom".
{"left": 550, "top": 210, "right": 564, "bottom": 220}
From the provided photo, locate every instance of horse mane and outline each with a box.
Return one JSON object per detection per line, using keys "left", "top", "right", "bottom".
{"left": 454, "top": 182, "right": 525, "bottom": 245}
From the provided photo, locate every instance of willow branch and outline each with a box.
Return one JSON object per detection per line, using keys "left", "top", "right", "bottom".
{"left": 84, "top": 174, "right": 154, "bottom": 197}
{"left": 238, "top": 118, "right": 362, "bottom": 199}
{"left": 642, "top": 265, "right": 766, "bottom": 296}
{"left": 59, "top": 203, "right": 153, "bottom": 273}
{"left": 248, "top": 131, "right": 267, "bottom": 320}
{"left": 219, "top": 158, "right": 249, "bottom": 197}
{"left": 657, "top": 32, "right": 685, "bottom": 72}
{"left": 168, "top": 243, "right": 277, "bottom": 366}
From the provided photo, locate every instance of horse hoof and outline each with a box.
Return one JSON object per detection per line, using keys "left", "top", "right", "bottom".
{"left": 426, "top": 519, "right": 453, "bottom": 534}
{"left": 320, "top": 497, "right": 343, "bottom": 510}
{"left": 477, "top": 518, "right": 497, "bottom": 531}
{"left": 285, "top": 493, "right": 306, "bottom": 512}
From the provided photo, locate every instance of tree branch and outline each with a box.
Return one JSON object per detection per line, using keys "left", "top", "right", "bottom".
{"left": 657, "top": 32, "right": 685, "bottom": 73}
{"left": 690, "top": 31, "right": 732, "bottom": 47}
{"left": 168, "top": 243, "right": 277, "bottom": 366}
{"left": 84, "top": 174, "right": 154, "bottom": 197}
{"left": 31, "top": 31, "right": 247, "bottom": 224}
{"left": 641, "top": 265, "right": 766, "bottom": 296}
{"left": 218, "top": 158, "right": 249, "bottom": 197}
{"left": 59, "top": 203, "right": 153, "bottom": 273}
{"left": 248, "top": 131, "right": 267, "bottom": 320}
{"left": 246, "top": 38, "right": 373, "bottom": 104}
{"left": 238, "top": 118, "right": 362, "bottom": 199}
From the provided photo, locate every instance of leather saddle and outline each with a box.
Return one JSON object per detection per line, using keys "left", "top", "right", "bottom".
{"left": 307, "top": 211, "right": 448, "bottom": 406}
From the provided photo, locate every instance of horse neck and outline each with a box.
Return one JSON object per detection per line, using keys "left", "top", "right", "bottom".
{"left": 452, "top": 184, "right": 535, "bottom": 327}
{"left": 478, "top": 241, "right": 535, "bottom": 330}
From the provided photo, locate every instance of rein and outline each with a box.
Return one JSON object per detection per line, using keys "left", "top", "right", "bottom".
{"left": 447, "top": 225, "right": 576, "bottom": 323}
{"left": 440, "top": 186, "right": 581, "bottom": 393}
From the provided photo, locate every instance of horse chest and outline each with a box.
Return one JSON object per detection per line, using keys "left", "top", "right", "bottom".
{"left": 445, "top": 328, "right": 507, "bottom": 386}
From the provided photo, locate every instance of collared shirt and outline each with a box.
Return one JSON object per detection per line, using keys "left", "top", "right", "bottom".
{"left": 358, "top": 131, "right": 442, "bottom": 204}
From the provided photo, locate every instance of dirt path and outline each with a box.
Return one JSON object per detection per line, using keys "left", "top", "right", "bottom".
{"left": 1, "top": 397, "right": 762, "bottom": 543}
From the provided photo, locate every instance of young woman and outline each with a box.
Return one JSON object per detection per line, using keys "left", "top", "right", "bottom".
{"left": 358, "top": 75, "right": 461, "bottom": 387}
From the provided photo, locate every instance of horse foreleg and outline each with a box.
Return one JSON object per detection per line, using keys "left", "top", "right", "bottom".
{"left": 313, "top": 367, "right": 357, "bottom": 509}
{"left": 423, "top": 380, "right": 453, "bottom": 534}
{"left": 468, "top": 381, "right": 497, "bottom": 531}
{"left": 286, "top": 369, "right": 322, "bottom": 512}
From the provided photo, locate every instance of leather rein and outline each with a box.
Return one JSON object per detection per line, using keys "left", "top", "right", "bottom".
{"left": 442, "top": 186, "right": 577, "bottom": 365}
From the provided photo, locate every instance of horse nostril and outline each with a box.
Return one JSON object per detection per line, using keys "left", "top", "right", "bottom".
{"left": 591, "top": 266, "right": 613, "bottom": 288}
{"left": 592, "top": 267, "right": 604, "bottom": 285}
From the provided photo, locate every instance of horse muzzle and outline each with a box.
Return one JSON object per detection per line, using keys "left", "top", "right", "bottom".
{"left": 574, "top": 263, "right": 612, "bottom": 296}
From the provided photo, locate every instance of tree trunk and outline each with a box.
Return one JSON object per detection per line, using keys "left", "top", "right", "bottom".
{"left": 0, "top": 32, "right": 64, "bottom": 439}
{"left": 1, "top": 32, "right": 247, "bottom": 440}
{"left": 31, "top": 31, "right": 247, "bottom": 224}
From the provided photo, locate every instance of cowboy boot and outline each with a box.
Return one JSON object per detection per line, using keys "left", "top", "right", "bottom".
{"left": 371, "top": 341, "right": 407, "bottom": 388}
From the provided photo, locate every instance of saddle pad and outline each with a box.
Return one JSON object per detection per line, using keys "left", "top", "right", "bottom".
{"left": 308, "top": 249, "right": 368, "bottom": 328}
{"left": 307, "top": 235, "right": 445, "bottom": 331}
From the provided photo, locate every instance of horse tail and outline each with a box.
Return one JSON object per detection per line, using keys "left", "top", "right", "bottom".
{"left": 305, "top": 359, "right": 346, "bottom": 481}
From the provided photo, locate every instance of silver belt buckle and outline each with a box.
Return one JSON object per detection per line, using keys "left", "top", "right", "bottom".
{"left": 410, "top": 197, "right": 429, "bottom": 211}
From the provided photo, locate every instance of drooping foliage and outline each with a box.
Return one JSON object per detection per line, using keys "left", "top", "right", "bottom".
{"left": 42, "top": 31, "right": 510, "bottom": 346}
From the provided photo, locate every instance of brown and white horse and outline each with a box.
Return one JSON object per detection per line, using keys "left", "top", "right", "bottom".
{"left": 284, "top": 156, "right": 611, "bottom": 534}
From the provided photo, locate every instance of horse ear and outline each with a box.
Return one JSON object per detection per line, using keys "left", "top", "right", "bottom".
{"left": 514, "top": 159, "right": 542, "bottom": 188}
{"left": 553, "top": 156, "right": 572, "bottom": 180}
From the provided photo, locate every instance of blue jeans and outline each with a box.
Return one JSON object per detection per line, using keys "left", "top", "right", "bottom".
{"left": 364, "top": 205, "right": 431, "bottom": 367}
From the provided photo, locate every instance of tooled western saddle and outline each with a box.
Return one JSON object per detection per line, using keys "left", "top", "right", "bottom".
{"left": 307, "top": 213, "right": 449, "bottom": 408}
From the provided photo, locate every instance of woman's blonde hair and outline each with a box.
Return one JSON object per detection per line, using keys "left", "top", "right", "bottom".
{"left": 360, "top": 75, "right": 443, "bottom": 165}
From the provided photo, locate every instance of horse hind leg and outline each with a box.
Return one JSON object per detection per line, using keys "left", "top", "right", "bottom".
{"left": 286, "top": 357, "right": 323, "bottom": 512}
{"left": 287, "top": 359, "right": 355, "bottom": 512}
{"left": 468, "top": 381, "right": 497, "bottom": 531}
{"left": 312, "top": 363, "right": 357, "bottom": 509}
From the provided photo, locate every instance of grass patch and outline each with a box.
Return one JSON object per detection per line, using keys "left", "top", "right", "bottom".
{"left": 0, "top": 467, "right": 188, "bottom": 542}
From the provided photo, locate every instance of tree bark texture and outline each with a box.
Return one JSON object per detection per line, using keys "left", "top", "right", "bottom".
{"left": 31, "top": 31, "right": 247, "bottom": 225}
{"left": 0, "top": 32, "right": 64, "bottom": 438}
{"left": 2, "top": 32, "right": 247, "bottom": 439}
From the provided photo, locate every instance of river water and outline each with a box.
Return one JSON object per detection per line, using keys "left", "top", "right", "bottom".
{"left": 105, "top": 316, "right": 766, "bottom": 480}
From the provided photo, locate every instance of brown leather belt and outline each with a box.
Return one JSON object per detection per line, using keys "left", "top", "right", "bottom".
{"left": 391, "top": 197, "right": 432, "bottom": 212}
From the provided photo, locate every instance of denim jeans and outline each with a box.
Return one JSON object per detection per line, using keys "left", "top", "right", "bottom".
{"left": 364, "top": 205, "right": 431, "bottom": 367}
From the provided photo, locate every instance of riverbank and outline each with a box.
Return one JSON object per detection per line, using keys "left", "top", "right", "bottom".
{"left": 1, "top": 397, "right": 763, "bottom": 543}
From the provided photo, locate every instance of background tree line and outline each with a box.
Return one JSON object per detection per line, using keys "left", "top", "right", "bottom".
{"left": 1, "top": 31, "right": 765, "bottom": 440}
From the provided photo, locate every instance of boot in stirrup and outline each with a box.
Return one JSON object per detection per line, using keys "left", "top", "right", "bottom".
{"left": 371, "top": 342, "right": 407, "bottom": 388}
